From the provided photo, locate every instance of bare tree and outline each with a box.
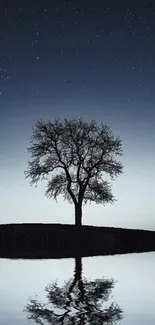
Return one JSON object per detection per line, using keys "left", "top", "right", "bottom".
{"left": 25, "top": 118, "right": 123, "bottom": 226}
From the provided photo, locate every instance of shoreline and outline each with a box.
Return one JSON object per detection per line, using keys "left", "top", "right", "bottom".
{"left": 0, "top": 223, "right": 155, "bottom": 259}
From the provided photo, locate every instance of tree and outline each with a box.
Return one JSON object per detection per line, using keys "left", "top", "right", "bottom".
{"left": 25, "top": 118, "right": 123, "bottom": 226}
{"left": 24, "top": 257, "right": 123, "bottom": 324}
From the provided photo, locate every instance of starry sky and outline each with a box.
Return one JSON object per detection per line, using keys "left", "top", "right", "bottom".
{"left": 0, "top": 0, "right": 155, "bottom": 230}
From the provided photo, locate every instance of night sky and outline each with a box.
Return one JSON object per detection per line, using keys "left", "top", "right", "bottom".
{"left": 0, "top": 0, "right": 155, "bottom": 229}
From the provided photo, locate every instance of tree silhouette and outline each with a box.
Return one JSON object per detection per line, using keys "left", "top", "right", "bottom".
{"left": 25, "top": 118, "right": 123, "bottom": 226}
{"left": 24, "top": 257, "right": 123, "bottom": 324}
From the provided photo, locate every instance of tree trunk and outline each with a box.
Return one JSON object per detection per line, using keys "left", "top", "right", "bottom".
{"left": 74, "top": 256, "right": 82, "bottom": 281}
{"left": 75, "top": 203, "right": 82, "bottom": 227}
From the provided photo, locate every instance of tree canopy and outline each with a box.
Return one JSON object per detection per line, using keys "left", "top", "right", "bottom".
{"left": 25, "top": 118, "right": 123, "bottom": 225}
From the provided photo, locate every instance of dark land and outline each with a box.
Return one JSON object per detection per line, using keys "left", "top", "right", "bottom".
{"left": 0, "top": 223, "right": 155, "bottom": 259}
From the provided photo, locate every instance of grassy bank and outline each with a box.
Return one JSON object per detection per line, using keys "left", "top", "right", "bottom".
{"left": 0, "top": 223, "right": 155, "bottom": 259}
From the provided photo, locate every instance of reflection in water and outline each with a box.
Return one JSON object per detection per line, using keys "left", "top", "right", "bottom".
{"left": 24, "top": 257, "right": 123, "bottom": 324}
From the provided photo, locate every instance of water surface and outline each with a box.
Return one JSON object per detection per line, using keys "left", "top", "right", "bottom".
{"left": 0, "top": 252, "right": 154, "bottom": 324}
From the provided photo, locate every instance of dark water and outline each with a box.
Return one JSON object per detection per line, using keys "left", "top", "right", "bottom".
{"left": 0, "top": 252, "right": 154, "bottom": 324}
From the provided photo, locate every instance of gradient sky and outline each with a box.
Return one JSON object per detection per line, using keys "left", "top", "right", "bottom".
{"left": 0, "top": 0, "right": 155, "bottom": 229}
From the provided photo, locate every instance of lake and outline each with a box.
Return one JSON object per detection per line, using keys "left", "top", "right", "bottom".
{"left": 0, "top": 251, "right": 154, "bottom": 324}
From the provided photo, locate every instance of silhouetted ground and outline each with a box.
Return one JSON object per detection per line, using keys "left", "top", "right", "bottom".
{"left": 0, "top": 223, "right": 155, "bottom": 259}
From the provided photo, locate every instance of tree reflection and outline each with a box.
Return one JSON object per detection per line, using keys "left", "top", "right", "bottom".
{"left": 24, "top": 257, "right": 123, "bottom": 324}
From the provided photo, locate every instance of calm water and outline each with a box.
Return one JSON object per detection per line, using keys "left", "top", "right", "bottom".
{"left": 0, "top": 252, "right": 155, "bottom": 324}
